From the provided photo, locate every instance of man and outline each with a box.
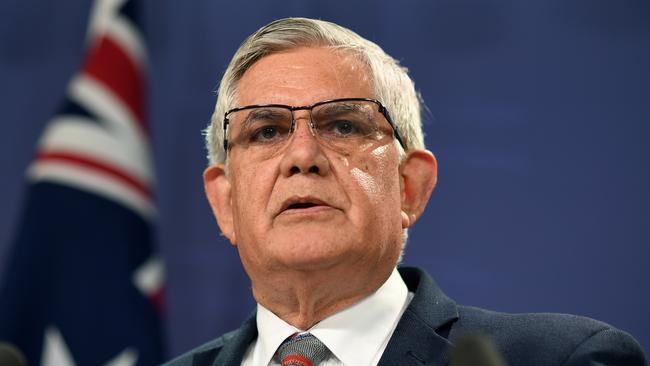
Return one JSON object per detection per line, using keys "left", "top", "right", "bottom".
{"left": 165, "top": 18, "right": 646, "bottom": 366}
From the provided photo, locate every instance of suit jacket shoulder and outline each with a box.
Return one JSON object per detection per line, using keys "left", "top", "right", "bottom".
{"left": 453, "top": 305, "right": 646, "bottom": 365}
{"left": 385, "top": 267, "right": 647, "bottom": 366}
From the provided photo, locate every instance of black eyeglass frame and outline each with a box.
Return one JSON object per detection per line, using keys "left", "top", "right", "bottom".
{"left": 222, "top": 97, "right": 407, "bottom": 154}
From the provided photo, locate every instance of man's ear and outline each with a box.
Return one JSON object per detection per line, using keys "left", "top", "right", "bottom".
{"left": 399, "top": 149, "right": 438, "bottom": 228}
{"left": 204, "top": 164, "right": 237, "bottom": 245}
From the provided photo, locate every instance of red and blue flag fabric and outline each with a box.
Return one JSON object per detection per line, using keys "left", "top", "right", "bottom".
{"left": 0, "top": 0, "right": 165, "bottom": 364}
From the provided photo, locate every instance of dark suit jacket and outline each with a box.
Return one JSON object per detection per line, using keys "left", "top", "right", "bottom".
{"left": 163, "top": 267, "right": 647, "bottom": 366}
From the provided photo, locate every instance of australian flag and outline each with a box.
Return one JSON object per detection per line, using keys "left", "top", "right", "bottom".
{"left": 0, "top": 0, "right": 165, "bottom": 364}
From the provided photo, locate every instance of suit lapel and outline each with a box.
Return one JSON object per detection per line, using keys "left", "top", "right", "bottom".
{"left": 185, "top": 315, "right": 257, "bottom": 366}
{"left": 379, "top": 267, "right": 459, "bottom": 366}
{"left": 210, "top": 316, "right": 258, "bottom": 366}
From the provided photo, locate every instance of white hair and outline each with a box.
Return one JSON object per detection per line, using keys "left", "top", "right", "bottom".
{"left": 204, "top": 17, "right": 425, "bottom": 164}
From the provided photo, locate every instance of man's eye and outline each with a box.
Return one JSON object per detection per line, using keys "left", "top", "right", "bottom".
{"left": 250, "top": 125, "right": 285, "bottom": 143}
{"left": 321, "top": 116, "right": 377, "bottom": 138}
{"left": 333, "top": 120, "right": 357, "bottom": 136}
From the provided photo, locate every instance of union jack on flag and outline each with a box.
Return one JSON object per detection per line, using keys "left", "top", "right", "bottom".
{"left": 0, "top": 0, "right": 165, "bottom": 364}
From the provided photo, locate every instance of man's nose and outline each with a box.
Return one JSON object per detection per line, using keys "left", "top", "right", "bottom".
{"left": 279, "top": 113, "right": 331, "bottom": 177}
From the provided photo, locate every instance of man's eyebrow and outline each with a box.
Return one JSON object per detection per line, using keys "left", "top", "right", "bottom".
{"left": 243, "top": 108, "right": 290, "bottom": 124}
{"left": 317, "top": 102, "right": 364, "bottom": 114}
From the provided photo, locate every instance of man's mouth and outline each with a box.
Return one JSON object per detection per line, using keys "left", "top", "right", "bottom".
{"left": 286, "top": 202, "right": 319, "bottom": 209}
{"left": 278, "top": 196, "right": 333, "bottom": 215}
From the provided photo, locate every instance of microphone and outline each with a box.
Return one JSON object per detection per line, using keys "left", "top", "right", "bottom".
{"left": 449, "top": 333, "right": 507, "bottom": 366}
{"left": 0, "top": 342, "right": 27, "bottom": 366}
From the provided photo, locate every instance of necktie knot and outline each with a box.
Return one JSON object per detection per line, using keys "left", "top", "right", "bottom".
{"left": 277, "top": 332, "right": 330, "bottom": 366}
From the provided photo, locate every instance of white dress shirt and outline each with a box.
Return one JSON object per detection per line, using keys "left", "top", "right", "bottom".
{"left": 241, "top": 268, "right": 413, "bottom": 366}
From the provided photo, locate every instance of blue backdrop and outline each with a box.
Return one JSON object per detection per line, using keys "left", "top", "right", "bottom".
{"left": 1, "top": 0, "right": 648, "bottom": 359}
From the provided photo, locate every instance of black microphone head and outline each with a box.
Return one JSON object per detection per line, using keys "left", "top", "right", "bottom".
{"left": 0, "top": 342, "right": 27, "bottom": 366}
{"left": 449, "top": 333, "right": 508, "bottom": 366}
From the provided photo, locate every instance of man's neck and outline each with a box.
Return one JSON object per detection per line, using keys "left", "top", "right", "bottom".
{"left": 249, "top": 264, "right": 394, "bottom": 329}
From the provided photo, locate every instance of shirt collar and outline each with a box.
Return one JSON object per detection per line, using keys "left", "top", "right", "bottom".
{"left": 253, "top": 268, "right": 409, "bottom": 365}
{"left": 252, "top": 302, "right": 300, "bottom": 366}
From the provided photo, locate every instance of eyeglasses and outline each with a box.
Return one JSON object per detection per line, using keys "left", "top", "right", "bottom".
{"left": 223, "top": 98, "right": 406, "bottom": 158}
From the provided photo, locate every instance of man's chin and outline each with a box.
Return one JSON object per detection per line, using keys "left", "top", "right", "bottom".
{"left": 270, "top": 212, "right": 349, "bottom": 242}
{"left": 276, "top": 256, "right": 341, "bottom": 272}
{"left": 264, "top": 233, "right": 360, "bottom": 271}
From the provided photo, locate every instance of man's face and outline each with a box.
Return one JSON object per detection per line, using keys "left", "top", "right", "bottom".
{"left": 210, "top": 47, "right": 407, "bottom": 277}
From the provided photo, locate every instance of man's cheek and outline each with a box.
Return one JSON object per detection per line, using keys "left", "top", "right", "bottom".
{"left": 350, "top": 167, "right": 379, "bottom": 196}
